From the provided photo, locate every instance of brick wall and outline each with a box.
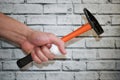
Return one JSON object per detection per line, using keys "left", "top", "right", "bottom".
{"left": 0, "top": 0, "right": 120, "bottom": 80}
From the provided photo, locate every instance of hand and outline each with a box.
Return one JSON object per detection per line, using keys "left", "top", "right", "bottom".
{"left": 21, "top": 31, "right": 66, "bottom": 64}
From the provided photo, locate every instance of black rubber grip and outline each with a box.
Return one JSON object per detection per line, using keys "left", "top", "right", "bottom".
{"left": 17, "top": 54, "right": 33, "bottom": 68}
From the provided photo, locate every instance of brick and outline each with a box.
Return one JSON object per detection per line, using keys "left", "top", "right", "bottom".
{"left": 46, "top": 72, "right": 74, "bottom": 80}
{"left": 44, "top": 26, "right": 73, "bottom": 36}
{"left": 83, "top": 0, "right": 110, "bottom": 4}
{"left": 8, "top": 15, "right": 26, "bottom": 23}
{"left": 27, "top": 0, "right": 56, "bottom": 3}
{"left": 0, "top": 0, "right": 24, "bottom": 3}
{"left": 0, "top": 40, "right": 1, "bottom": 48}
{"left": 0, "top": 61, "right": 2, "bottom": 70}
{"left": 101, "top": 26, "right": 120, "bottom": 36}
{"left": 87, "top": 60, "right": 116, "bottom": 70}
{"left": 98, "top": 49, "right": 120, "bottom": 59}
{"left": 112, "top": 15, "right": 120, "bottom": 25}
{"left": 29, "top": 26, "right": 43, "bottom": 31}
{"left": 0, "top": 72, "right": 15, "bottom": 80}
{"left": 27, "top": 15, "right": 56, "bottom": 24}
{"left": 16, "top": 72, "right": 45, "bottom": 80}
{"left": 62, "top": 61, "right": 86, "bottom": 71}
{"left": 0, "top": 4, "right": 13, "bottom": 13}
{"left": 0, "top": 4, "right": 43, "bottom": 14}
{"left": 74, "top": 4, "right": 99, "bottom": 13}
{"left": 73, "top": 49, "right": 97, "bottom": 59}
{"left": 116, "top": 39, "right": 120, "bottom": 48}
{"left": 66, "top": 38, "right": 85, "bottom": 48}
{"left": 100, "top": 71, "right": 120, "bottom": 80}
{"left": 12, "top": 49, "right": 25, "bottom": 59}
{"left": 57, "top": 15, "right": 81, "bottom": 25}
{"left": 112, "top": 0, "right": 120, "bottom": 3}
{"left": 86, "top": 38, "right": 115, "bottom": 48}
{"left": 0, "top": 49, "right": 12, "bottom": 59}
{"left": 57, "top": 0, "right": 81, "bottom": 3}
{"left": 32, "top": 61, "right": 61, "bottom": 70}
{"left": 44, "top": 4, "right": 73, "bottom": 13}
{"left": 75, "top": 72, "right": 99, "bottom": 80}
{"left": 1, "top": 40, "right": 16, "bottom": 48}
{"left": 13, "top": 4, "right": 43, "bottom": 14}
{"left": 98, "top": 4, "right": 120, "bottom": 14}
{"left": 116, "top": 61, "right": 120, "bottom": 70}
{"left": 2, "top": 60, "right": 19, "bottom": 70}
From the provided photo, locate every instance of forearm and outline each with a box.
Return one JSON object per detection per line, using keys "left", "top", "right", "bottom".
{"left": 0, "top": 13, "right": 33, "bottom": 46}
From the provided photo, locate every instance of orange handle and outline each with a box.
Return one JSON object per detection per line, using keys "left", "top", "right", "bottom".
{"left": 61, "top": 23, "right": 91, "bottom": 42}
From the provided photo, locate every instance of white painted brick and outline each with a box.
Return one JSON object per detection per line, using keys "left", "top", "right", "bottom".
{"left": 116, "top": 61, "right": 120, "bottom": 70}
{"left": 86, "top": 38, "right": 115, "bottom": 48}
{"left": 0, "top": 72, "right": 15, "bottom": 80}
{"left": 29, "top": 26, "right": 43, "bottom": 31}
{"left": 116, "top": 39, "right": 120, "bottom": 48}
{"left": 58, "top": 15, "right": 81, "bottom": 25}
{"left": 87, "top": 60, "right": 116, "bottom": 70}
{"left": 74, "top": 4, "right": 99, "bottom": 13}
{"left": 101, "top": 26, "right": 120, "bottom": 36}
{"left": 32, "top": 61, "right": 61, "bottom": 70}
{"left": 27, "top": 0, "right": 56, "bottom": 3}
{"left": 98, "top": 49, "right": 120, "bottom": 59}
{"left": 66, "top": 38, "right": 85, "bottom": 48}
{"left": 1, "top": 41, "right": 16, "bottom": 48}
{"left": 54, "top": 49, "right": 72, "bottom": 59}
{"left": 13, "top": 49, "right": 25, "bottom": 59}
{"left": 0, "top": 0, "right": 24, "bottom": 3}
{"left": 0, "top": 49, "right": 12, "bottom": 59}
{"left": 75, "top": 72, "right": 99, "bottom": 80}
{"left": 16, "top": 72, "right": 45, "bottom": 80}
{"left": 62, "top": 61, "right": 86, "bottom": 71}
{"left": 2, "top": 60, "right": 19, "bottom": 70}
{"left": 112, "top": 15, "right": 120, "bottom": 25}
{"left": 13, "top": 4, "right": 43, "bottom": 14}
{"left": 57, "top": 0, "right": 81, "bottom": 3}
{"left": 0, "top": 40, "right": 1, "bottom": 48}
{"left": 96, "top": 15, "right": 111, "bottom": 25}
{"left": 100, "top": 71, "right": 120, "bottom": 80}
{"left": 83, "top": 0, "right": 110, "bottom": 4}
{"left": 44, "top": 26, "right": 73, "bottom": 36}
{"left": 46, "top": 72, "right": 74, "bottom": 80}
{"left": 44, "top": 4, "right": 73, "bottom": 13}
{"left": 0, "top": 4, "right": 13, "bottom": 13}
{"left": 98, "top": 4, "right": 120, "bottom": 14}
{"left": 73, "top": 49, "right": 97, "bottom": 59}
{"left": 8, "top": 15, "right": 26, "bottom": 23}
{"left": 27, "top": 15, "right": 56, "bottom": 24}
{"left": 112, "top": 0, "right": 120, "bottom": 3}
{"left": 0, "top": 61, "right": 2, "bottom": 70}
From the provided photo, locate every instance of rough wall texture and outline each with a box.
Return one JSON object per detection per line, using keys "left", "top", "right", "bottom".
{"left": 0, "top": 0, "right": 120, "bottom": 80}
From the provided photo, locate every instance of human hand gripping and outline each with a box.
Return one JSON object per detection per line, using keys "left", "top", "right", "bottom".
{"left": 21, "top": 31, "right": 66, "bottom": 64}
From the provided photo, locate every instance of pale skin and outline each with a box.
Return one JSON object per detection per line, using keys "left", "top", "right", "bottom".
{"left": 0, "top": 13, "right": 66, "bottom": 63}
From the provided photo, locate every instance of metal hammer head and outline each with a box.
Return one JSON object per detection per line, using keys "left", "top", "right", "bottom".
{"left": 84, "top": 8, "right": 104, "bottom": 35}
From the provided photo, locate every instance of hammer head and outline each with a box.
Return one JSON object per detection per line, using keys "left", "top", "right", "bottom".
{"left": 84, "top": 8, "right": 104, "bottom": 35}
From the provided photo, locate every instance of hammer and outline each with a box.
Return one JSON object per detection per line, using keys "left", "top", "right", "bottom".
{"left": 17, "top": 8, "right": 104, "bottom": 68}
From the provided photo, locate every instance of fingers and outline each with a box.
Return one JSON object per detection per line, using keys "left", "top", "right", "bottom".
{"left": 41, "top": 46, "right": 55, "bottom": 60}
{"left": 31, "top": 46, "right": 55, "bottom": 64}
{"left": 31, "top": 50, "right": 42, "bottom": 64}
{"left": 48, "top": 33, "right": 66, "bottom": 55}
{"left": 35, "top": 47, "right": 48, "bottom": 62}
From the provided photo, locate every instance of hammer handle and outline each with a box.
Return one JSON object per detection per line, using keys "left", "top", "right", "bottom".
{"left": 17, "top": 23, "right": 91, "bottom": 68}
